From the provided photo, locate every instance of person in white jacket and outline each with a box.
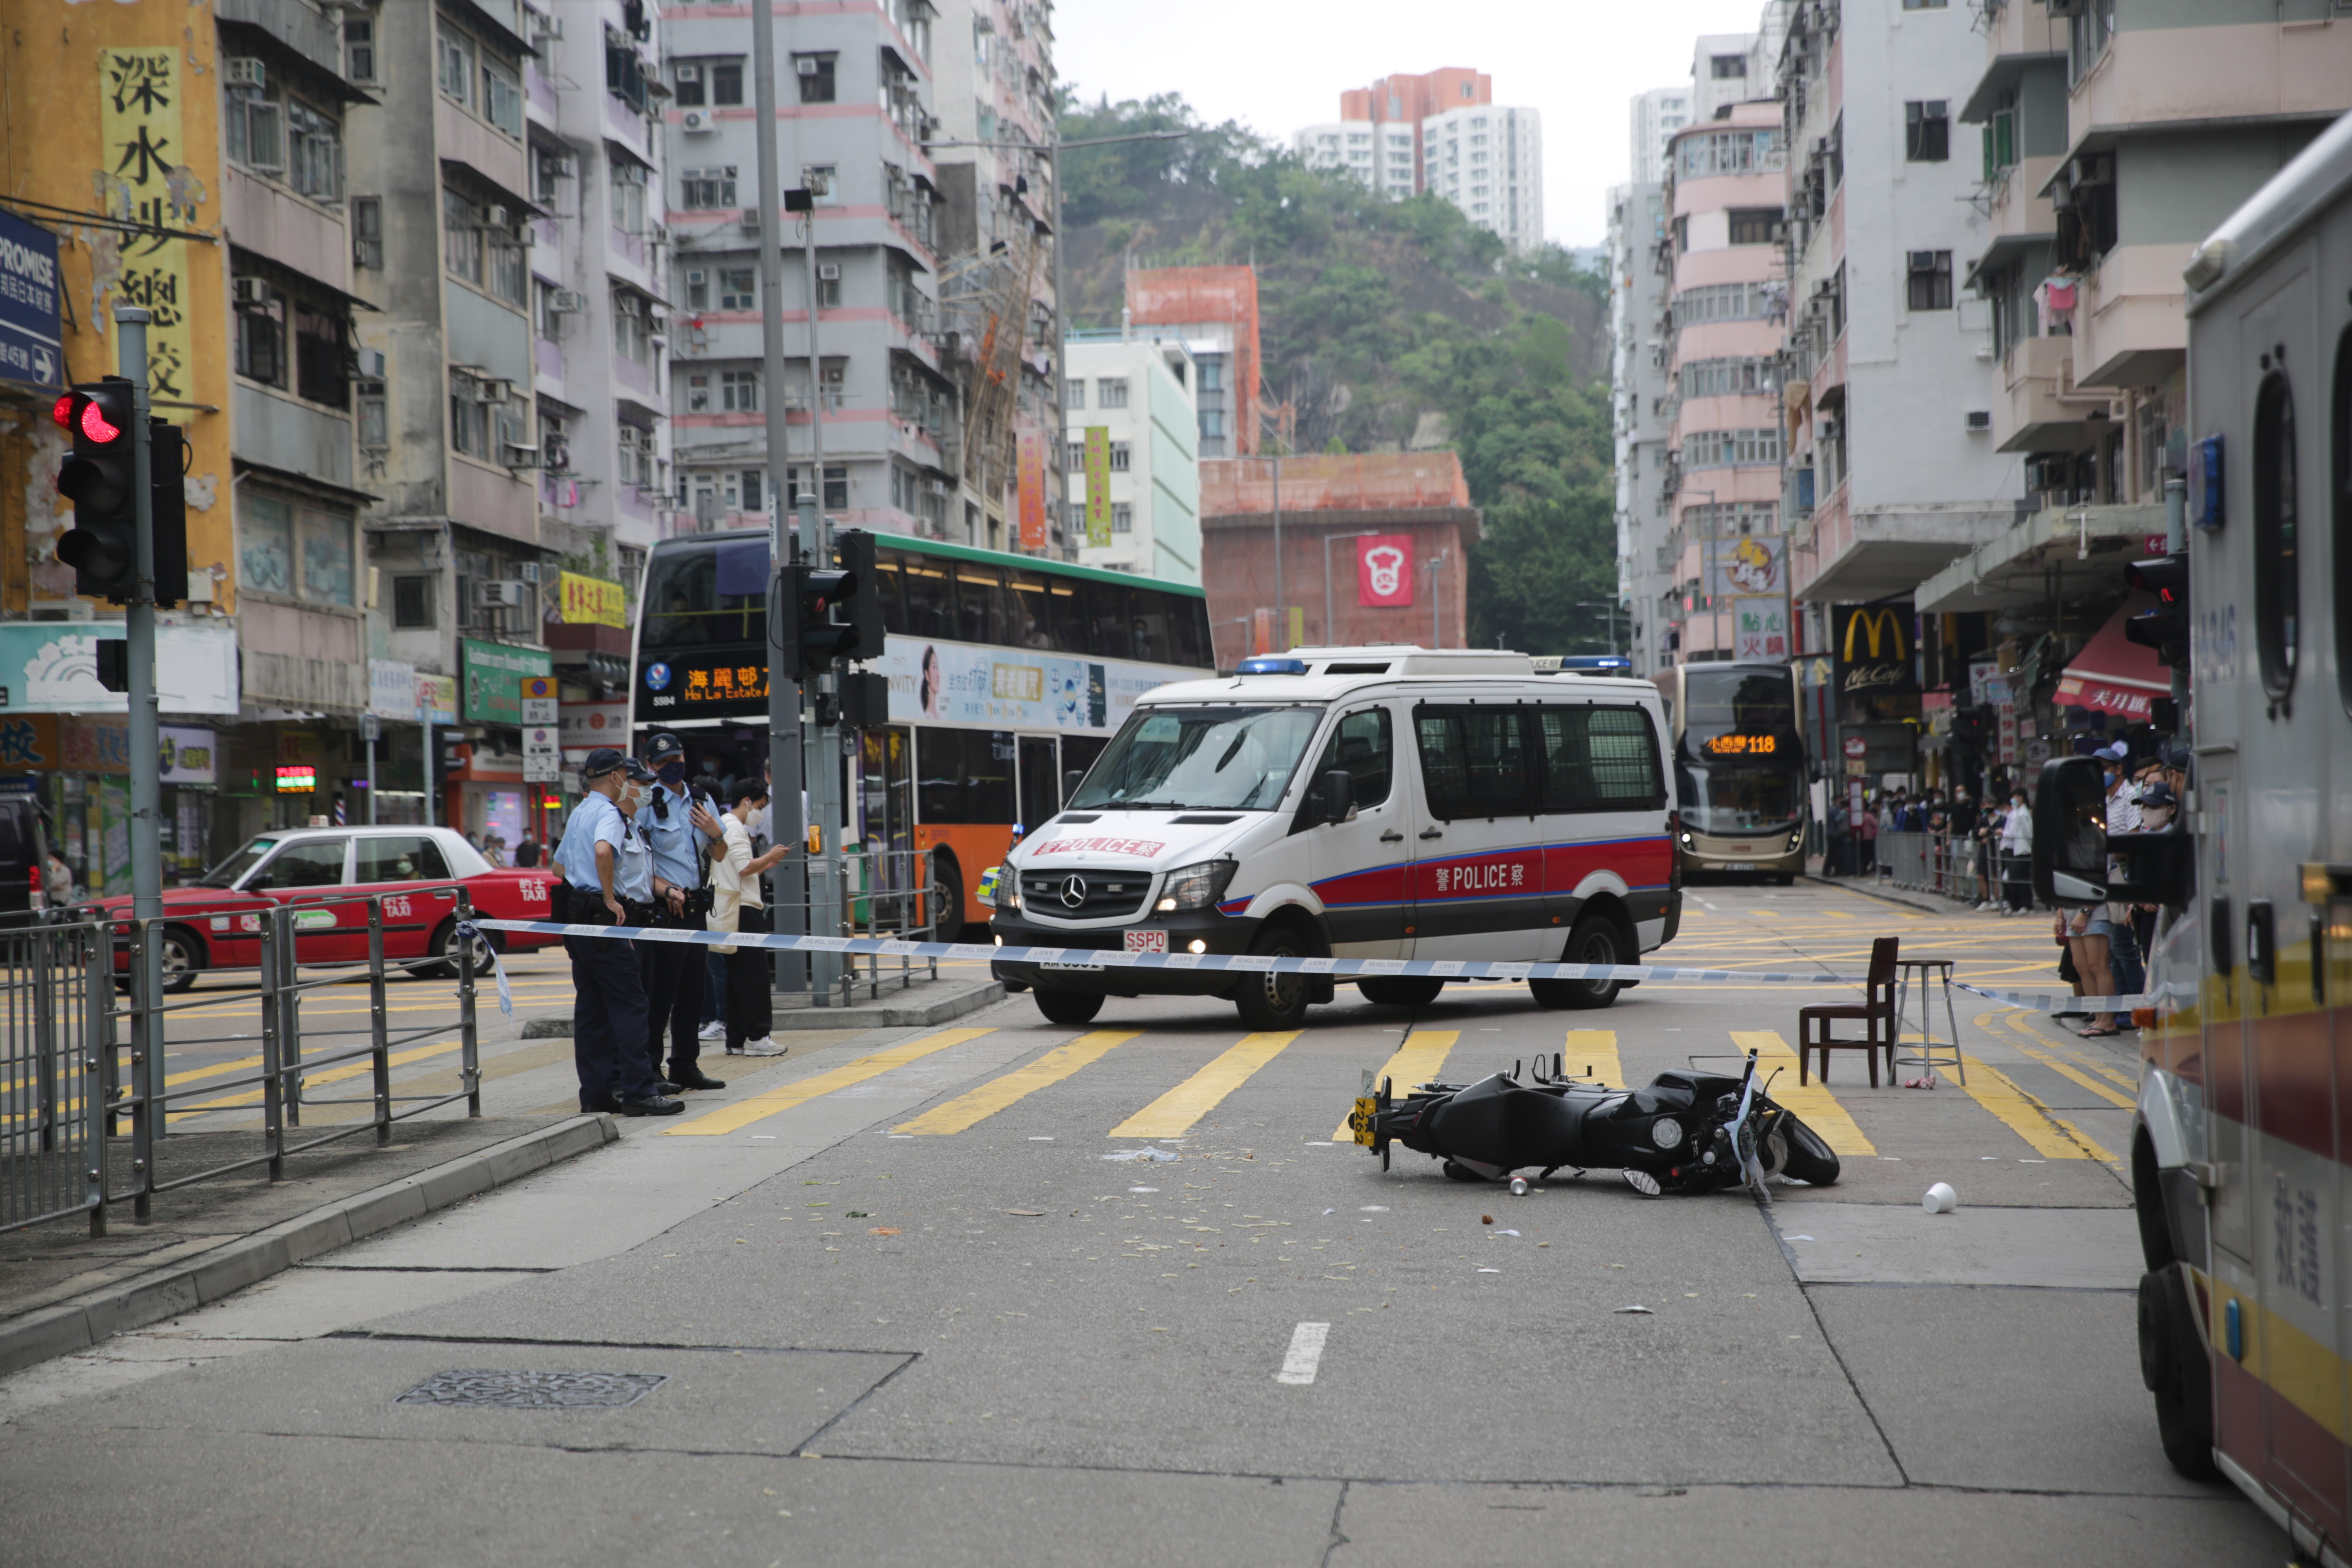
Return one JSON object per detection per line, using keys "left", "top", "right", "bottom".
{"left": 708, "top": 777, "right": 790, "bottom": 1056}
{"left": 1998, "top": 787, "right": 2034, "bottom": 914}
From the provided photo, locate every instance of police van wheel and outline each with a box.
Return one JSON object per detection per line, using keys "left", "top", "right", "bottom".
{"left": 1530, "top": 915, "right": 1625, "bottom": 1011}
{"left": 1358, "top": 977, "right": 1443, "bottom": 1007}
{"left": 1236, "top": 925, "right": 1313, "bottom": 1030}
{"left": 1033, "top": 988, "right": 1103, "bottom": 1025}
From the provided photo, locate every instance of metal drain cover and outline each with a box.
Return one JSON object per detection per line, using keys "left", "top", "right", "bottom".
{"left": 396, "top": 1370, "right": 667, "bottom": 1410}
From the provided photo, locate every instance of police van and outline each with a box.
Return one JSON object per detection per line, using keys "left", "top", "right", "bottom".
{"left": 986, "top": 647, "right": 1681, "bottom": 1028}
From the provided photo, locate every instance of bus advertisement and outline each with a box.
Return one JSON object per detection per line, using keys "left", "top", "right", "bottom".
{"left": 630, "top": 532, "right": 1215, "bottom": 931}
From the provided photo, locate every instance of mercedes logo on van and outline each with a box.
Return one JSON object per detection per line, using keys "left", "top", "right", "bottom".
{"left": 1059, "top": 874, "right": 1088, "bottom": 909}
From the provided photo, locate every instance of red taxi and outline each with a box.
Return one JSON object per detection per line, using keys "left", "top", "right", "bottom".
{"left": 90, "top": 826, "right": 560, "bottom": 990}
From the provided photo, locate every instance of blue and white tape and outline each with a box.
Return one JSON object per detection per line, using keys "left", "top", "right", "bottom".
{"left": 473, "top": 918, "right": 1870, "bottom": 988}
{"left": 1955, "top": 980, "right": 2187, "bottom": 1016}
{"left": 454, "top": 921, "right": 514, "bottom": 1017}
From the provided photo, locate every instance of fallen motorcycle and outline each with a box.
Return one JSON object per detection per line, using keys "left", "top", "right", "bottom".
{"left": 1345, "top": 1048, "right": 1840, "bottom": 1197}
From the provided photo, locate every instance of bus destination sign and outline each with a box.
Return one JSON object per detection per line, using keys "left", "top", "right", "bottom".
{"left": 1700, "top": 733, "right": 1780, "bottom": 756}
{"left": 639, "top": 652, "right": 771, "bottom": 718}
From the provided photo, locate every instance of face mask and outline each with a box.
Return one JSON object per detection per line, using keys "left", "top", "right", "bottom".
{"left": 657, "top": 760, "right": 685, "bottom": 785}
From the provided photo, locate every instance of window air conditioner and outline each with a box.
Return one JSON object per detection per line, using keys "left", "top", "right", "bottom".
{"left": 817, "top": 263, "right": 840, "bottom": 281}
{"left": 739, "top": 207, "right": 763, "bottom": 234}
{"left": 503, "top": 442, "right": 543, "bottom": 468}
{"left": 483, "top": 205, "right": 509, "bottom": 229}
{"left": 1965, "top": 410, "right": 1992, "bottom": 432}
{"left": 674, "top": 63, "right": 701, "bottom": 83}
{"left": 519, "top": 562, "right": 541, "bottom": 584}
{"left": 477, "top": 581, "right": 531, "bottom": 607}
{"left": 1907, "top": 250, "right": 1940, "bottom": 272}
{"left": 797, "top": 57, "right": 820, "bottom": 76}
{"left": 682, "top": 109, "right": 713, "bottom": 133}
{"left": 232, "top": 277, "right": 274, "bottom": 309}
{"left": 532, "top": 16, "right": 564, "bottom": 43}
{"left": 486, "top": 378, "right": 516, "bottom": 404}
{"left": 352, "top": 348, "right": 387, "bottom": 379}
{"left": 225, "top": 57, "right": 267, "bottom": 91}
{"left": 548, "top": 288, "right": 588, "bottom": 313}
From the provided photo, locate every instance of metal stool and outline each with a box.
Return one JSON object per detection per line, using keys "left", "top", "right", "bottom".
{"left": 1891, "top": 957, "right": 1965, "bottom": 1083}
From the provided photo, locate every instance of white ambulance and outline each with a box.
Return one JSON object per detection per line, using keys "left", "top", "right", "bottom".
{"left": 985, "top": 647, "right": 1682, "bottom": 1028}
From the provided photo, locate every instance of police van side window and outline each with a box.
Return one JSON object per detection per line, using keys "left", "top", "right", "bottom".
{"left": 1414, "top": 706, "right": 1536, "bottom": 820}
{"left": 1539, "top": 705, "right": 1666, "bottom": 812}
{"left": 1311, "top": 707, "right": 1392, "bottom": 809}
{"left": 2253, "top": 368, "right": 2299, "bottom": 699}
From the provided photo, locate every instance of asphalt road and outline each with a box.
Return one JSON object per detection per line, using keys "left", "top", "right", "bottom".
{"left": 0, "top": 880, "right": 2278, "bottom": 1567}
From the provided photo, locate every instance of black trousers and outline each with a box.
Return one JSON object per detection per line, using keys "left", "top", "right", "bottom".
{"left": 725, "top": 906, "right": 773, "bottom": 1047}
{"left": 567, "top": 932, "right": 656, "bottom": 1111}
{"left": 639, "top": 926, "right": 709, "bottom": 1078}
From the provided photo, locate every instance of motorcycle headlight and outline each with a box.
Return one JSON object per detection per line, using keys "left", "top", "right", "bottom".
{"left": 1157, "top": 859, "right": 1238, "bottom": 913}
{"left": 1651, "top": 1116, "right": 1685, "bottom": 1149}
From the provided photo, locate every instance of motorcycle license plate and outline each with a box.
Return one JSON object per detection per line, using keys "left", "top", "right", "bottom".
{"left": 1350, "top": 1097, "right": 1377, "bottom": 1147}
{"left": 1124, "top": 930, "right": 1169, "bottom": 953}
{"left": 1724, "top": 862, "right": 1756, "bottom": 871}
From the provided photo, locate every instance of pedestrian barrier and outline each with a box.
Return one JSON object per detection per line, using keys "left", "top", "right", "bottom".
{"left": 1879, "top": 831, "right": 1998, "bottom": 905}
{"left": 0, "top": 887, "right": 487, "bottom": 1238}
{"left": 769, "top": 846, "right": 953, "bottom": 1006}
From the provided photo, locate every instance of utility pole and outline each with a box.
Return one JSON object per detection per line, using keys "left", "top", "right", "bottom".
{"left": 750, "top": 0, "right": 806, "bottom": 994}
{"left": 114, "top": 305, "right": 164, "bottom": 1115}
{"left": 799, "top": 158, "right": 842, "bottom": 1002}
{"left": 1271, "top": 452, "right": 1282, "bottom": 652}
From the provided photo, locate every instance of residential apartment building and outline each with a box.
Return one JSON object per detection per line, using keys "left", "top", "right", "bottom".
{"left": 927, "top": 0, "right": 1065, "bottom": 555}
{"left": 1608, "top": 179, "right": 1676, "bottom": 676}
{"left": 1664, "top": 101, "right": 1792, "bottom": 664}
{"left": 1126, "top": 266, "right": 1258, "bottom": 459}
{"left": 1629, "top": 88, "right": 1691, "bottom": 186}
{"left": 1292, "top": 67, "right": 1545, "bottom": 254}
{"left": 661, "top": 0, "right": 967, "bottom": 550}
{"left": 1061, "top": 333, "right": 1200, "bottom": 585}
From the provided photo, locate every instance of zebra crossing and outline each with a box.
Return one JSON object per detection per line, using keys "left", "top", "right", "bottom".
{"left": 657, "top": 1019, "right": 2114, "bottom": 1161}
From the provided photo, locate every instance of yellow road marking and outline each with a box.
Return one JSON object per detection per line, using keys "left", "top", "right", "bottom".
{"left": 1333, "top": 1031, "right": 1459, "bottom": 1140}
{"left": 667, "top": 1027, "right": 994, "bottom": 1137}
{"left": 1561, "top": 1028, "right": 1623, "bottom": 1089}
{"left": 1997, "top": 1020, "right": 2136, "bottom": 1109}
{"left": 1730, "top": 1031, "right": 1876, "bottom": 1156}
{"left": 1952, "top": 1052, "right": 2111, "bottom": 1160}
{"left": 896, "top": 1030, "right": 1138, "bottom": 1136}
{"left": 1113, "top": 1031, "right": 1301, "bottom": 1140}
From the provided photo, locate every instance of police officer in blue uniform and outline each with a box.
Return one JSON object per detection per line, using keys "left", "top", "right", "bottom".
{"left": 552, "top": 748, "right": 681, "bottom": 1116}
{"left": 636, "top": 732, "right": 729, "bottom": 1092}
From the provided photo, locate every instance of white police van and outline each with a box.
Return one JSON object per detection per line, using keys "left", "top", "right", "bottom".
{"left": 986, "top": 647, "right": 1682, "bottom": 1028}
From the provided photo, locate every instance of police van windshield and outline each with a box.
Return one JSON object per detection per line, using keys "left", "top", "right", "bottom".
{"left": 1068, "top": 706, "right": 1325, "bottom": 812}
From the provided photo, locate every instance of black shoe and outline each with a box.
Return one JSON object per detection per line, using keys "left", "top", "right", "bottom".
{"left": 651, "top": 1079, "right": 682, "bottom": 1096}
{"left": 581, "top": 1099, "right": 623, "bottom": 1114}
{"left": 618, "top": 1095, "right": 685, "bottom": 1116}
{"left": 668, "top": 1068, "right": 728, "bottom": 1091}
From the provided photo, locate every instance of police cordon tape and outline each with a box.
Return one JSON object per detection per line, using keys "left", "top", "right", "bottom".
{"left": 474, "top": 918, "right": 2156, "bottom": 1011}
{"left": 1956, "top": 980, "right": 2176, "bottom": 1016}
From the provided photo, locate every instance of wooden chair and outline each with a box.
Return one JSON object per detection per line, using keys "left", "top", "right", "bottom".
{"left": 1797, "top": 937, "right": 1900, "bottom": 1086}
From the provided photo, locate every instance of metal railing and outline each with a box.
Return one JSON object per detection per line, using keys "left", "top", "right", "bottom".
{"left": 0, "top": 886, "right": 486, "bottom": 1237}
{"left": 1879, "top": 831, "right": 2004, "bottom": 906}
{"left": 784, "top": 847, "right": 951, "bottom": 1007}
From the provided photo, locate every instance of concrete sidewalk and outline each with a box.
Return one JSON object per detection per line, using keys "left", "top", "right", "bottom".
{"left": 0, "top": 1110, "right": 616, "bottom": 1377}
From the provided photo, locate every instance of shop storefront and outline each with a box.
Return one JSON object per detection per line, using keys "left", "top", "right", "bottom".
{"left": 454, "top": 638, "right": 552, "bottom": 855}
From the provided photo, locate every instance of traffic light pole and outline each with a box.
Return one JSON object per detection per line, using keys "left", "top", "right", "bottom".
{"left": 799, "top": 220, "right": 844, "bottom": 1003}
{"left": 114, "top": 305, "right": 165, "bottom": 1119}
{"left": 750, "top": 0, "right": 806, "bottom": 995}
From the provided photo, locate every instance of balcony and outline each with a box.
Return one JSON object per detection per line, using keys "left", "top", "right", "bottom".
{"left": 1992, "top": 334, "right": 2104, "bottom": 454}
{"left": 2072, "top": 243, "right": 2192, "bottom": 390}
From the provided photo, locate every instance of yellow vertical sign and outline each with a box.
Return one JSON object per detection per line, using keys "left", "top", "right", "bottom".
{"left": 98, "top": 47, "right": 196, "bottom": 407}
{"left": 1083, "top": 426, "right": 1112, "bottom": 548}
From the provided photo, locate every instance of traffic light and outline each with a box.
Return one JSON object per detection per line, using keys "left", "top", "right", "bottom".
{"left": 2125, "top": 554, "right": 2189, "bottom": 669}
{"left": 53, "top": 379, "right": 138, "bottom": 601}
{"left": 790, "top": 552, "right": 860, "bottom": 680}
{"left": 1951, "top": 705, "right": 1993, "bottom": 748}
{"left": 49, "top": 380, "right": 188, "bottom": 607}
{"left": 835, "top": 530, "right": 882, "bottom": 662}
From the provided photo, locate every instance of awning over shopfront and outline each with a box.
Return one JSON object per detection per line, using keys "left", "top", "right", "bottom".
{"left": 2053, "top": 594, "right": 2169, "bottom": 722}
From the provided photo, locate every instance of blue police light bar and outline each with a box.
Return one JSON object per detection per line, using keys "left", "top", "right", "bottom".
{"left": 1235, "top": 657, "right": 1311, "bottom": 675}
{"left": 1534, "top": 654, "right": 1633, "bottom": 675}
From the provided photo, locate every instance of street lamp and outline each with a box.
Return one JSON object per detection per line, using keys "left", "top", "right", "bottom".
{"left": 1321, "top": 529, "right": 1381, "bottom": 649}
{"left": 1575, "top": 600, "right": 1624, "bottom": 657}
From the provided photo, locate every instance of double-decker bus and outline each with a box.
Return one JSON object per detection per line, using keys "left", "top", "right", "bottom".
{"left": 630, "top": 532, "right": 1215, "bottom": 932}
{"left": 2075, "top": 111, "right": 2352, "bottom": 1560}
{"left": 1650, "top": 662, "right": 1808, "bottom": 883}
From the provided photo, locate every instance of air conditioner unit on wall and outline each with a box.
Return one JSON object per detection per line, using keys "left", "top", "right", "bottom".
{"left": 797, "top": 57, "right": 819, "bottom": 76}
{"left": 740, "top": 207, "right": 762, "bottom": 234}
{"left": 225, "top": 57, "right": 266, "bottom": 91}
{"left": 477, "top": 581, "right": 531, "bottom": 607}
{"left": 817, "top": 263, "right": 840, "bottom": 281}
{"left": 682, "top": 109, "right": 713, "bottom": 134}
{"left": 232, "top": 277, "right": 274, "bottom": 309}
{"left": 674, "top": 63, "right": 700, "bottom": 83}
{"left": 548, "top": 289, "right": 588, "bottom": 313}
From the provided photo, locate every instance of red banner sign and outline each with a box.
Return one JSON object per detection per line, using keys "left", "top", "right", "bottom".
{"left": 1358, "top": 535, "right": 1414, "bottom": 607}
{"left": 1017, "top": 429, "right": 1047, "bottom": 549}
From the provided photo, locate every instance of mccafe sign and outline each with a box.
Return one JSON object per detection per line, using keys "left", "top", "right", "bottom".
{"left": 1835, "top": 605, "right": 1917, "bottom": 694}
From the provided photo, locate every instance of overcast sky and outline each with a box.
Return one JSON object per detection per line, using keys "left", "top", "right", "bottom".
{"left": 1054, "top": 0, "right": 1775, "bottom": 250}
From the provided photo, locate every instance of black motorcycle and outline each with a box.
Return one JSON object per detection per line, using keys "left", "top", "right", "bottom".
{"left": 1346, "top": 1048, "right": 1840, "bottom": 1197}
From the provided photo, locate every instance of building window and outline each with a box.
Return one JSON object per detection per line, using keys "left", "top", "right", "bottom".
{"left": 1679, "top": 357, "right": 1779, "bottom": 398}
{"left": 817, "top": 265, "right": 840, "bottom": 307}
{"left": 482, "top": 58, "right": 523, "bottom": 138}
{"left": 239, "top": 492, "right": 354, "bottom": 607}
{"left": 786, "top": 466, "right": 850, "bottom": 510}
{"left": 613, "top": 290, "right": 650, "bottom": 364}
{"left": 1111, "top": 502, "right": 1133, "bottom": 534}
{"left": 449, "top": 372, "right": 491, "bottom": 459}
{"left": 710, "top": 60, "right": 744, "bottom": 105}
{"left": 611, "top": 158, "right": 648, "bottom": 234}
{"left": 392, "top": 574, "right": 435, "bottom": 628}
{"left": 443, "top": 187, "right": 481, "bottom": 283}
{"left": 617, "top": 423, "right": 655, "bottom": 488}
{"left": 674, "top": 63, "right": 706, "bottom": 106}
{"left": 1901, "top": 0, "right": 1949, "bottom": 8}
{"left": 1905, "top": 249, "right": 1953, "bottom": 311}
{"left": 683, "top": 270, "right": 709, "bottom": 311}
{"left": 225, "top": 88, "right": 284, "bottom": 174}
{"left": 534, "top": 147, "right": 567, "bottom": 204}
{"left": 1109, "top": 441, "right": 1131, "bottom": 473}
{"left": 605, "top": 31, "right": 650, "bottom": 113}
{"left": 437, "top": 25, "right": 476, "bottom": 107}
{"left": 357, "top": 389, "right": 387, "bottom": 450}
{"left": 718, "top": 267, "right": 755, "bottom": 310}
{"left": 235, "top": 289, "right": 283, "bottom": 386}
{"left": 285, "top": 103, "right": 343, "bottom": 200}
{"left": 1677, "top": 128, "right": 1785, "bottom": 178}
{"left": 1065, "top": 441, "right": 1085, "bottom": 472}
{"left": 720, "top": 367, "right": 760, "bottom": 412}
{"left": 351, "top": 195, "right": 382, "bottom": 269}
{"left": 1064, "top": 379, "right": 1085, "bottom": 411}
{"left": 1097, "top": 377, "right": 1129, "bottom": 409}
{"left": 680, "top": 165, "right": 737, "bottom": 209}
{"left": 294, "top": 304, "right": 348, "bottom": 409}
{"left": 796, "top": 52, "right": 837, "bottom": 105}
{"left": 1905, "top": 100, "right": 1949, "bottom": 163}
{"left": 1727, "top": 207, "right": 1782, "bottom": 246}
{"left": 1711, "top": 54, "right": 1746, "bottom": 78}
{"left": 344, "top": 19, "right": 376, "bottom": 82}
{"left": 1680, "top": 428, "right": 1784, "bottom": 468}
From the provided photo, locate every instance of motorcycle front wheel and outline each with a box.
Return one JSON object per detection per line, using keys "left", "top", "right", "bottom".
{"left": 1776, "top": 1113, "right": 1840, "bottom": 1185}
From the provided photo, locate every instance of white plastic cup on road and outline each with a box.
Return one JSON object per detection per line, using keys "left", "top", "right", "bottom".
{"left": 1923, "top": 1182, "right": 1958, "bottom": 1214}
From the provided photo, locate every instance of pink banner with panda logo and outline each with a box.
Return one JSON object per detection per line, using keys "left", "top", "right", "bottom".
{"left": 1357, "top": 535, "right": 1414, "bottom": 607}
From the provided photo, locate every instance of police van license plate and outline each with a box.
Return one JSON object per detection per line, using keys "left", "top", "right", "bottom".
{"left": 1724, "top": 862, "right": 1756, "bottom": 871}
{"left": 1123, "top": 930, "right": 1169, "bottom": 953}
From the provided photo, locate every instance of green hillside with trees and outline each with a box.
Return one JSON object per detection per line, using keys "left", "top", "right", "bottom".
{"left": 1056, "top": 92, "right": 1625, "bottom": 657}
